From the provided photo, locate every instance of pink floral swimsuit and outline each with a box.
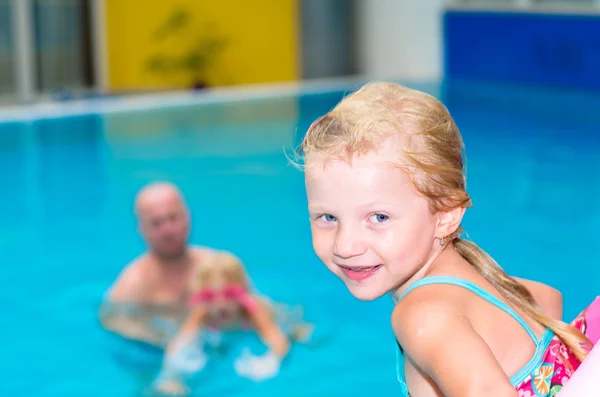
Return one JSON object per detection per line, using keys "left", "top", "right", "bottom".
{"left": 394, "top": 276, "right": 600, "bottom": 396}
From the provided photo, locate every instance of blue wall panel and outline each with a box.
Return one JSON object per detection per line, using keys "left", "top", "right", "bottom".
{"left": 444, "top": 10, "right": 600, "bottom": 90}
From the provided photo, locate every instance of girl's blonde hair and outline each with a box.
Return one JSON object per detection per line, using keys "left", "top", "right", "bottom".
{"left": 298, "top": 81, "right": 592, "bottom": 361}
{"left": 191, "top": 251, "right": 251, "bottom": 292}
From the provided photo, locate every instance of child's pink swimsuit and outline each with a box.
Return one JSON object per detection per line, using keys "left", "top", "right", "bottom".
{"left": 394, "top": 276, "right": 600, "bottom": 396}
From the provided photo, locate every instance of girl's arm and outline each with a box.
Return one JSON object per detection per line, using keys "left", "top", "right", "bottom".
{"left": 164, "top": 305, "right": 207, "bottom": 359}
{"left": 154, "top": 306, "right": 206, "bottom": 395}
{"left": 246, "top": 298, "right": 290, "bottom": 358}
{"left": 152, "top": 305, "right": 208, "bottom": 395}
{"left": 392, "top": 299, "right": 518, "bottom": 397}
{"left": 513, "top": 277, "right": 563, "bottom": 320}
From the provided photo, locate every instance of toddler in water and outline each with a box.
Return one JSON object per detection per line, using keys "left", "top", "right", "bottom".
{"left": 153, "top": 250, "right": 312, "bottom": 395}
{"left": 299, "top": 82, "right": 599, "bottom": 396}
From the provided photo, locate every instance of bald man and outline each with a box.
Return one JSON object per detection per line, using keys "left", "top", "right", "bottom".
{"left": 100, "top": 182, "right": 216, "bottom": 347}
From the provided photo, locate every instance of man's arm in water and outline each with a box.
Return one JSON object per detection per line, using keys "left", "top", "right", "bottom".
{"left": 98, "top": 259, "right": 168, "bottom": 347}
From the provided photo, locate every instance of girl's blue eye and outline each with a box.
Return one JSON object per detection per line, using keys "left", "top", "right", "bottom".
{"left": 320, "top": 214, "right": 337, "bottom": 222}
{"left": 370, "top": 213, "right": 389, "bottom": 223}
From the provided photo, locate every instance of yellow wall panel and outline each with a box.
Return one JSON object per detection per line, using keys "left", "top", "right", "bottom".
{"left": 104, "top": 0, "right": 299, "bottom": 91}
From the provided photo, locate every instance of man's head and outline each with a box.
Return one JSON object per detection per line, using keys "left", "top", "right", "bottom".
{"left": 135, "top": 182, "right": 190, "bottom": 260}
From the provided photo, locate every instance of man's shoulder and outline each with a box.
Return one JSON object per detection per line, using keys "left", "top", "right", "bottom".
{"left": 122, "top": 253, "right": 153, "bottom": 274}
{"left": 189, "top": 245, "right": 220, "bottom": 259}
{"left": 106, "top": 254, "right": 151, "bottom": 301}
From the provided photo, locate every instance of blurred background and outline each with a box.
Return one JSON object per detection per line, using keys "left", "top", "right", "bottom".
{"left": 2, "top": 1, "right": 600, "bottom": 396}
{"left": 1, "top": 0, "right": 599, "bottom": 100}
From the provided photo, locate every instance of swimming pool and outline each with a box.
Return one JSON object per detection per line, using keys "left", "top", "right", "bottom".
{"left": 1, "top": 79, "right": 599, "bottom": 396}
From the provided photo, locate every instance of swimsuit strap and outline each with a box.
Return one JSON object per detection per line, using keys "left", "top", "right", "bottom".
{"left": 398, "top": 276, "right": 538, "bottom": 343}
{"left": 394, "top": 276, "right": 554, "bottom": 393}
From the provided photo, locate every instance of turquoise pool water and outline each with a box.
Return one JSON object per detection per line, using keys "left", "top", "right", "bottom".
{"left": 1, "top": 81, "right": 599, "bottom": 396}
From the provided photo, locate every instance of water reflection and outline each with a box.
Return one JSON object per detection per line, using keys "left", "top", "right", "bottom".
{"left": 35, "top": 113, "right": 106, "bottom": 221}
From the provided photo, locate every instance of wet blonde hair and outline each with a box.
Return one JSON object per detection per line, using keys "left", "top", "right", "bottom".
{"left": 191, "top": 251, "right": 251, "bottom": 292}
{"left": 298, "top": 81, "right": 591, "bottom": 361}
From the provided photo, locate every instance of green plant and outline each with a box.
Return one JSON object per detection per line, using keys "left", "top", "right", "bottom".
{"left": 145, "top": 8, "right": 229, "bottom": 89}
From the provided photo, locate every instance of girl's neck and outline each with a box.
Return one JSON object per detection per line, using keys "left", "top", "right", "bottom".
{"left": 390, "top": 243, "right": 454, "bottom": 304}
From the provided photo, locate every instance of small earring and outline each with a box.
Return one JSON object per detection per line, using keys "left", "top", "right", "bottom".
{"left": 439, "top": 237, "right": 445, "bottom": 246}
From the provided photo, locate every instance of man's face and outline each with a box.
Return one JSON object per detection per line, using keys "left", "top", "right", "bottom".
{"left": 139, "top": 194, "right": 190, "bottom": 259}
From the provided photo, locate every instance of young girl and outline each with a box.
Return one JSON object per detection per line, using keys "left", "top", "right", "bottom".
{"left": 152, "top": 250, "right": 313, "bottom": 395}
{"left": 299, "top": 81, "right": 599, "bottom": 396}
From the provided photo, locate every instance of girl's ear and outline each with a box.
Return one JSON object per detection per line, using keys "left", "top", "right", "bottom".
{"left": 231, "top": 261, "right": 250, "bottom": 288}
{"left": 435, "top": 206, "right": 466, "bottom": 239}
{"left": 228, "top": 266, "right": 245, "bottom": 285}
{"left": 191, "top": 267, "right": 208, "bottom": 291}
